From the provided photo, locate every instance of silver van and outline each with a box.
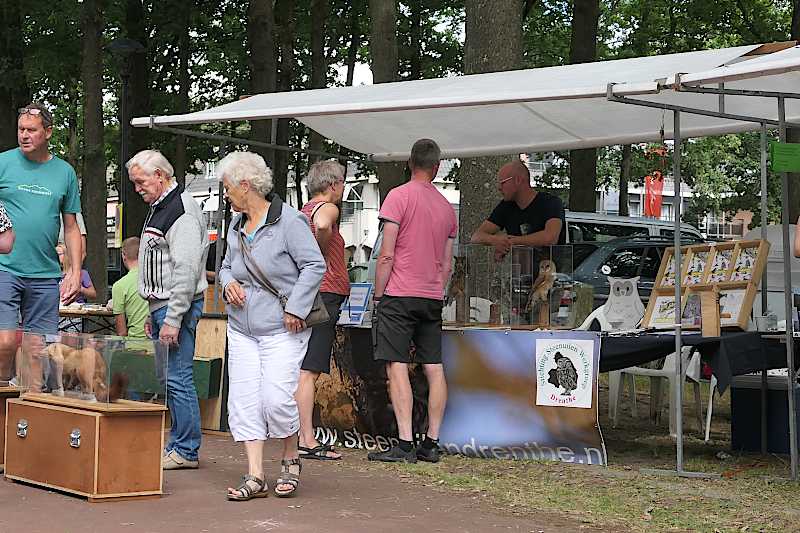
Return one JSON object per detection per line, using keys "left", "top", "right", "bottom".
{"left": 565, "top": 211, "right": 704, "bottom": 243}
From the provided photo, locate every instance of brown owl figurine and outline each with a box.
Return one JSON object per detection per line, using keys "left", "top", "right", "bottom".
{"left": 526, "top": 259, "right": 556, "bottom": 324}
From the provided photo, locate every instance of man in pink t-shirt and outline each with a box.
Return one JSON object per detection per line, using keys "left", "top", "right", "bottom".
{"left": 368, "top": 139, "right": 456, "bottom": 464}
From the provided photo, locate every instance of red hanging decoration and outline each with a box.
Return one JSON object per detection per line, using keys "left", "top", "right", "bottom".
{"left": 643, "top": 143, "right": 668, "bottom": 218}
{"left": 644, "top": 170, "right": 664, "bottom": 218}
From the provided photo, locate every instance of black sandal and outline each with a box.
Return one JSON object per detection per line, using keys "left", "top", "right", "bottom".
{"left": 298, "top": 443, "right": 342, "bottom": 461}
{"left": 227, "top": 474, "right": 269, "bottom": 501}
{"left": 274, "top": 458, "right": 301, "bottom": 497}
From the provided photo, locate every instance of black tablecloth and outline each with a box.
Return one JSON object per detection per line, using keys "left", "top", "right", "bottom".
{"left": 599, "top": 331, "right": 795, "bottom": 393}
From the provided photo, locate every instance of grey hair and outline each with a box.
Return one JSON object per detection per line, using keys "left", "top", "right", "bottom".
{"left": 409, "top": 138, "right": 441, "bottom": 171}
{"left": 306, "top": 159, "right": 345, "bottom": 196}
{"left": 216, "top": 152, "right": 274, "bottom": 196}
{"left": 126, "top": 149, "right": 175, "bottom": 179}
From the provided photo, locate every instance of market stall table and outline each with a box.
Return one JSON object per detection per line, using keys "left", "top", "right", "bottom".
{"left": 599, "top": 330, "right": 795, "bottom": 392}
{"left": 58, "top": 306, "right": 115, "bottom": 335}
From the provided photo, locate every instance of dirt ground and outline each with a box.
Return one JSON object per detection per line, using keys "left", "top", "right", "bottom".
{"left": 0, "top": 433, "right": 615, "bottom": 533}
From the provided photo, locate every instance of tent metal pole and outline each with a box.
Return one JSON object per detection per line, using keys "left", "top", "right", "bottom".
{"left": 608, "top": 94, "right": 800, "bottom": 129}
{"left": 673, "top": 109, "right": 685, "bottom": 473}
{"left": 778, "top": 97, "right": 799, "bottom": 480}
{"left": 148, "top": 125, "right": 370, "bottom": 163}
{"left": 760, "top": 124, "right": 770, "bottom": 454}
{"left": 678, "top": 86, "right": 800, "bottom": 100}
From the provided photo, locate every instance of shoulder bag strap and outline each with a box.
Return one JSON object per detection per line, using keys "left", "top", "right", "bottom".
{"left": 309, "top": 201, "right": 329, "bottom": 224}
{"left": 237, "top": 229, "right": 287, "bottom": 307}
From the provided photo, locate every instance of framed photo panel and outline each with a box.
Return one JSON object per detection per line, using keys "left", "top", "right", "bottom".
{"left": 682, "top": 245, "right": 712, "bottom": 286}
{"left": 707, "top": 243, "right": 736, "bottom": 283}
{"left": 646, "top": 239, "right": 770, "bottom": 332}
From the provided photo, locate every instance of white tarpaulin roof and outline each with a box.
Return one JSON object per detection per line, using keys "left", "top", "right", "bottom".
{"left": 132, "top": 43, "right": 800, "bottom": 161}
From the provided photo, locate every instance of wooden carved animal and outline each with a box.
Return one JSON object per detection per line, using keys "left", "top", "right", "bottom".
{"left": 46, "top": 343, "right": 128, "bottom": 402}
{"left": 525, "top": 259, "right": 556, "bottom": 320}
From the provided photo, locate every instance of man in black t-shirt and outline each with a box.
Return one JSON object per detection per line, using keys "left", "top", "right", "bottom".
{"left": 470, "top": 160, "right": 566, "bottom": 255}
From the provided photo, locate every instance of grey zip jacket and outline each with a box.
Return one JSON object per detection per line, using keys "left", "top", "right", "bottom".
{"left": 219, "top": 194, "right": 326, "bottom": 337}
{"left": 138, "top": 185, "right": 208, "bottom": 328}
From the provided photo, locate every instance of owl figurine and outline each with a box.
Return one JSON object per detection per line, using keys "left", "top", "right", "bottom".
{"left": 604, "top": 276, "right": 645, "bottom": 329}
{"left": 526, "top": 259, "right": 556, "bottom": 323}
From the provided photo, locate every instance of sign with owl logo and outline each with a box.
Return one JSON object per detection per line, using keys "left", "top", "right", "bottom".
{"left": 535, "top": 338, "right": 594, "bottom": 408}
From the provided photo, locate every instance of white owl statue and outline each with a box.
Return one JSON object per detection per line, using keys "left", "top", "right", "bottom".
{"left": 604, "top": 276, "right": 645, "bottom": 329}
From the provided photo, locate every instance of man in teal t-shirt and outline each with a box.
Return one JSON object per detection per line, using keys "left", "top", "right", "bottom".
{"left": 112, "top": 237, "right": 149, "bottom": 338}
{"left": 0, "top": 103, "right": 83, "bottom": 381}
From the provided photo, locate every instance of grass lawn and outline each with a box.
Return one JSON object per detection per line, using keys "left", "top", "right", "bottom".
{"left": 370, "top": 376, "right": 800, "bottom": 532}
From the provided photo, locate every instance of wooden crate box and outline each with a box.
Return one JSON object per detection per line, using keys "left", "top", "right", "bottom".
{"left": 4, "top": 395, "right": 166, "bottom": 501}
{"left": 0, "top": 385, "right": 21, "bottom": 471}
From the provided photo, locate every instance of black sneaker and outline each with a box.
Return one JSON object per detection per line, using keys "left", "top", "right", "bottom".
{"left": 416, "top": 445, "right": 441, "bottom": 463}
{"left": 367, "top": 445, "right": 417, "bottom": 463}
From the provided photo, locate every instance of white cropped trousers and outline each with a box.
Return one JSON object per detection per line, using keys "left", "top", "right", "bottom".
{"left": 226, "top": 326, "right": 311, "bottom": 441}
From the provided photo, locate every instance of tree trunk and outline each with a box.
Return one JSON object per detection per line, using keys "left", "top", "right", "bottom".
{"left": 307, "top": 0, "right": 328, "bottom": 164}
{"left": 459, "top": 0, "right": 523, "bottom": 245}
{"left": 0, "top": 0, "right": 30, "bottom": 151}
{"left": 81, "top": 0, "right": 108, "bottom": 301}
{"left": 345, "top": 0, "right": 361, "bottom": 86}
{"left": 247, "top": 0, "right": 277, "bottom": 177}
{"left": 273, "top": 0, "right": 296, "bottom": 201}
{"left": 409, "top": 0, "right": 422, "bottom": 81}
{"left": 66, "top": 87, "right": 80, "bottom": 171}
{"left": 619, "top": 145, "right": 631, "bottom": 217}
{"left": 173, "top": 2, "right": 192, "bottom": 188}
{"left": 567, "top": 0, "right": 600, "bottom": 212}
{"left": 788, "top": 2, "right": 800, "bottom": 222}
{"left": 124, "top": 0, "right": 152, "bottom": 238}
{"left": 369, "top": 0, "right": 405, "bottom": 203}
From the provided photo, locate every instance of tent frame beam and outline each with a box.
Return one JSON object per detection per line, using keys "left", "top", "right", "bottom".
{"left": 147, "top": 124, "right": 370, "bottom": 163}
{"left": 607, "top": 80, "right": 799, "bottom": 481}
{"left": 606, "top": 90, "right": 800, "bottom": 129}
{"left": 678, "top": 86, "right": 800, "bottom": 100}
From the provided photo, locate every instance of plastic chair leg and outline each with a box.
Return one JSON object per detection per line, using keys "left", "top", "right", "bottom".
{"left": 608, "top": 370, "right": 622, "bottom": 427}
{"left": 693, "top": 382, "right": 703, "bottom": 432}
{"left": 704, "top": 376, "right": 717, "bottom": 442}
{"left": 627, "top": 373, "right": 638, "bottom": 418}
{"left": 668, "top": 374, "right": 678, "bottom": 437}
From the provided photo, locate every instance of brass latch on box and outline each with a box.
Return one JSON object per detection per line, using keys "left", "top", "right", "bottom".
{"left": 69, "top": 428, "right": 81, "bottom": 448}
{"left": 16, "top": 419, "right": 28, "bottom": 438}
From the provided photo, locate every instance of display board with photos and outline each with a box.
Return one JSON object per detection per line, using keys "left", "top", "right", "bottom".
{"left": 643, "top": 240, "right": 770, "bottom": 330}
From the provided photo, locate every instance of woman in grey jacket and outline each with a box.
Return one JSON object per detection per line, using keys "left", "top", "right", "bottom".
{"left": 217, "top": 152, "right": 325, "bottom": 500}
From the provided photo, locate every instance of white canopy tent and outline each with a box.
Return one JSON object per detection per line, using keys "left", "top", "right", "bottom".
{"left": 133, "top": 43, "right": 800, "bottom": 160}
{"left": 134, "top": 42, "right": 800, "bottom": 479}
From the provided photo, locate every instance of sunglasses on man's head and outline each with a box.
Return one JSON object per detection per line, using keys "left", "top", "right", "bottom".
{"left": 18, "top": 108, "right": 44, "bottom": 116}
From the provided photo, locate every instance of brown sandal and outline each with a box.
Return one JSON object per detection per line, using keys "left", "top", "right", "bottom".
{"left": 227, "top": 474, "right": 269, "bottom": 501}
{"left": 274, "top": 458, "right": 301, "bottom": 497}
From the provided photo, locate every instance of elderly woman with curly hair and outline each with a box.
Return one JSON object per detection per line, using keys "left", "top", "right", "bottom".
{"left": 218, "top": 151, "right": 325, "bottom": 500}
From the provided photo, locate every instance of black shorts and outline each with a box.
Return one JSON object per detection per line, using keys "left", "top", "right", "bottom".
{"left": 374, "top": 296, "right": 444, "bottom": 364}
{"left": 301, "top": 292, "right": 346, "bottom": 374}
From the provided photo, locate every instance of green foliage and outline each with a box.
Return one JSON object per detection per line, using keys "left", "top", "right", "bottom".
{"left": 6, "top": 0, "right": 799, "bottom": 229}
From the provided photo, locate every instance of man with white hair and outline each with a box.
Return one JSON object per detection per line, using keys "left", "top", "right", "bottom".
{"left": 127, "top": 149, "right": 208, "bottom": 470}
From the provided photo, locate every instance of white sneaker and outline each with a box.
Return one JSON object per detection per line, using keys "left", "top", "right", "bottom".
{"left": 162, "top": 449, "right": 199, "bottom": 470}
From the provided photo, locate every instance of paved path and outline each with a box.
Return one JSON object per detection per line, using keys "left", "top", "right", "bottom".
{"left": 0, "top": 434, "right": 607, "bottom": 533}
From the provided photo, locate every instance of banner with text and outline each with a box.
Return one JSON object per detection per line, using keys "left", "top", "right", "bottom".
{"left": 312, "top": 328, "right": 605, "bottom": 466}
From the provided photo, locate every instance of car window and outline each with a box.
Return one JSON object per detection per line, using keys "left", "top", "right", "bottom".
{"left": 603, "top": 247, "right": 645, "bottom": 278}
{"left": 659, "top": 228, "right": 703, "bottom": 241}
{"left": 568, "top": 221, "right": 649, "bottom": 242}
{"left": 640, "top": 247, "right": 663, "bottom": 280}
{"left": 572, "top": 243, "right": 599, "bottom": 268}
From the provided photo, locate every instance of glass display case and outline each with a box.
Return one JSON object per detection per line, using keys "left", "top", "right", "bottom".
{"left": 15, "top": 330, "right": 164, "bottom": 406}
{"left": 454, "top": 244, "right": 575, "bottom": 328}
